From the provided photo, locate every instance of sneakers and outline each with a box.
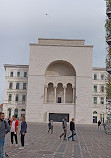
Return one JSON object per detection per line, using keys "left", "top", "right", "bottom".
{"left": 15, "top": 144, "right": 18, "bottom": 147}
{"left": 19, "top": 146, "right": 25, "bottom": 150}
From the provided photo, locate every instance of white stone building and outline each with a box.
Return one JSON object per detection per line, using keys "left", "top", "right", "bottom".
{"left": 3, "top": 65, "right": 28, "bottom": 119}
{"left": 26, "top": 38, "right": 93, "bottom": 124}
{"left": 92, "top": 68, "right": 108, "bottom": 123}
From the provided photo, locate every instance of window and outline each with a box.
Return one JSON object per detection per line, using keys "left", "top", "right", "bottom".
{"left": 101, "top": 74, "right": 104, "bottom": 80}
{"left": 24, "top": 72, "right": 27, "bottom": 77}
{"left": 100, "top": 97, "right": 104, "bottom": 104}
{"left": 94, "top": 85, "right": 97, "bottom": 92}
{"left": 8, "top": 94, "right": 12, "bottom": 101}
{"left": 15, "top": 94, "right": 19, "bottom": 102}
{"left": 17, "top": 72, "right": 20, "bottom": 77}
{"left": 16, "top": 83, "right": 20, "bottom": 89}
{"left": 9, "top": 83, "right": 13, "bottom": 89}
{"left": 93, "top": 111, "right": 97, "bottom": 114}
{"left": 58, "top": 97, "right": 61, "bottom": 103}
{"left": 94, "top": 74, "right": 97, "bottom": 80}
{"left": 10, "top": 72, "right": 13, "bottom": 77}
{"left": 23, "top": 83, "right": 26, "bottom": 90}
{"left": 22, "top": 95, "right": 26, "bottom": 102}
{"left": 100, "top": 86, "right": 104, "bottom": 93}
{"left": 93, "top": 97, "right": 97, "bottom": 104}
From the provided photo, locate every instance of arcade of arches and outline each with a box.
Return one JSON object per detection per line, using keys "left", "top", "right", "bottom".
{"left": 44, "top": 60, "right": 76, "bottom": 104}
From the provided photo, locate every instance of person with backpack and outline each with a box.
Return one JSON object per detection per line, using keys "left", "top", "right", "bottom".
{"left": 0, "top": 112, "right": 10, "bottom": 158}
{"left": 60, "top": 117, "right": 67, "bottom": 140}
{"left": 19, "top": 116, "right": 27, "bottom": 150}
{"left": 68, "top": 118, "right": 75, "bottom": 141}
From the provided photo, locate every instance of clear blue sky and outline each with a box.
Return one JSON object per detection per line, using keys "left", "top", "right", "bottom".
{"left": 0, "top": 0, "right": 106, "bottom": 103}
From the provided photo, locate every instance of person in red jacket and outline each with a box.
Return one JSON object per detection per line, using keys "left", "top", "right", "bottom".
{"left": 10, "top": 115, "right": 19, "bottom": 146}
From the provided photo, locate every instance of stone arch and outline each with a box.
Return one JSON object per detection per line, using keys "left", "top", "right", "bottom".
{"left": 66, "top": 83, "right": 73, "bottom": 103}
{"left": 93, "top": 111, "right": 97, "bottom": 114}
{"left": 47, "top": 83, "right": 54, "bottom": 103}
{"left": 45, "top": 60, "right": 76, "bottom": 76}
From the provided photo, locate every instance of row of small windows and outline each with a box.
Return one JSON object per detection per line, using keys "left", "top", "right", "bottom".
{"left": 9, "top": 83, "right": 27, "bottom": 90}
{"left": 93, "top": 74, "right": 104, "bottom": 80}
{"left": 93, "top": 85, "right": 105, "bottom": 93}
{"left": 93, "top": 97, "right": 104, "bottom": 104}
{"left": 8, "top": 94, "right": 26, "bottom": 102}
{"left": 10, "top": 71, "right": 27, "bottom": 77}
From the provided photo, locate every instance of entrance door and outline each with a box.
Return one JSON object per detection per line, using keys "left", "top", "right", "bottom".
{"left": 93, "top": 116, "right": 97, "bottom": 123}
{"left": 49, "top": 113, "right": 69, "bottom": 122}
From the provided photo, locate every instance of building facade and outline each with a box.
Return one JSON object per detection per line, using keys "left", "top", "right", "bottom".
{"left": 92, "top": 68, "right": 108, "bottom": 123}
{"left": 3, "top": 65, "right": 28, "bottom": 119}
{"left": 26, "top": 38, "right": 93, "bottom": 124}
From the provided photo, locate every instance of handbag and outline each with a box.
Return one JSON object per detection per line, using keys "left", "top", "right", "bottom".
{"left": 73, "top": 130, "right": 76, "bottom": 135}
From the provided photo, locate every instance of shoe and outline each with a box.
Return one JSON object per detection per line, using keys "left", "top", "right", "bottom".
{"left": 15, "top": 144, "right": 18, "bottom": 147}
{"left": 19, "top": 147, "right": 25, "bottom": 150}
{"left": 72, "top": 139, "right": 75, "bottom": 141}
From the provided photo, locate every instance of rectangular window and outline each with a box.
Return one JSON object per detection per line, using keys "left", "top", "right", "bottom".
{"left": 10, "top": 72, "right": 13, "bottom": 77}
{"left": 17, "top": 72, "right": 20, "bottom": 77}
{"left": 93, "top": 97, "right": 97, "bottom": 104}
{"left": 94, "top": 85, "right": 97, "bottom": 92}
{"left": 24, "top": 72, "right": 27, "bottom": 77}
{"left": 100, "top": 86, "right": 104, "bottom": 93}
{"left": 22, "top": 95, "right": 26, "bottom": 102}
{"left": 16, "top": 83, "right": 20, "bottom": 89}
{"left": 94, "top": 74, "right": 97, "bottom": 80}
{"left": 100, "top": 97, "right": 104, "bottom": 104}
{"left": 101, "top": 74, "right": 104, "bottom": 80}
{"left": 15, "top": 94, "right": 19, "bottom": 102}
{"left": 8, "top": 94, "right": 12, "bottom": 101}
{"left": 9, "top": 83, "right": 13, "bottom": 89}
{"left": 58, "top": 97, "right": 61, "bottom": 103}
{"left": 23, "top": 83, "right": 26, "bottom": 90}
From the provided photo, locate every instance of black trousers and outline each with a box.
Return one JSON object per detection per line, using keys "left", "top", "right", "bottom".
{"left": 11, "top": 132, "right": 18, "bottom": 144}
{"left": 21, "top": 134, "right": 25, "bottom": 146}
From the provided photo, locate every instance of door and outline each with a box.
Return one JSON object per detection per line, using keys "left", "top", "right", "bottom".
{"left": 93, "top": 116, "right": 97, "bottom": 123}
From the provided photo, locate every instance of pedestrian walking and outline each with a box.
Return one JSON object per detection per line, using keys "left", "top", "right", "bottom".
{"left": 98, "top": 120, "right": 101, "bottom": 130}
{"left": 68, "top": 118, "right": 75, "bottom": 141}
{"left": 10, "top": 115, "right": 19, "bottom": 146}
{"left": 19, "top": 116, "right": 27, "bottom": 150}
{"left": 8, "top": 116, "right": 11, "bottom": 126}
{"left": 60, "top": 117, "right": 67, "bottom": 140}
{"left": 0, "top": 112, "right": 10, "bottom": 158}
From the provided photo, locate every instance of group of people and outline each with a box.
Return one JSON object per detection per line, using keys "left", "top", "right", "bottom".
{"left": 48, "top": 117, "right": 76, "bottom": 141}
{"left": 0, "top": 112, "right": 27, "bottom": 158}
{"left": 98, "top": 120, "right": 106, "bottom": 131}
{"left": 60, "top": 117, "right": 76, "bottom": 141}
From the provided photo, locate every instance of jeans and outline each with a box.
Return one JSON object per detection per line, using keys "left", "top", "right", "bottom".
{"left": 68, "top": 131, "right": 75, "bottom": 141}
{"left": 0, "top": 138, "right": 4, "bottom": 158}
{"left": 11, "top": 132, "right": 18, "bottom": 144}
{"left": 21, "top": 134, "right": 25, "bottom": 147}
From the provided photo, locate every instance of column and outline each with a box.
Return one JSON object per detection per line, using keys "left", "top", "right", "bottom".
{"left": 44, "top": 86, "right": 48, "bottom": 103}
{"left": 63, "top": 86, "right": 66, "bottom": 103}
{"left": 54, "top": 86, "right": 57, "bottom": 103}
{"left": 73, "top": 87, "right": 76, "bottom": 103}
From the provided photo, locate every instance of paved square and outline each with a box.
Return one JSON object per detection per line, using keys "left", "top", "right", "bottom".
{"left": 4, "top": 123, "right": 111, "bottom": 158}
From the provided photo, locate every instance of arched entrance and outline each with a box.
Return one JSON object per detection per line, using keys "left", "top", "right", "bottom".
{"left": 44, "top": 60, "right": 76, "bottom": 122}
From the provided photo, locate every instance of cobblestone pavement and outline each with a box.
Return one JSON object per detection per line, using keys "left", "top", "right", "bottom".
{"left": 4, "top": 123, "right": 111, "bottom": 158}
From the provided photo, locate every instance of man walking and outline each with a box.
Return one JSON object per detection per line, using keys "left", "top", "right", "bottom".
{"left": 68, "top": 118, "right": 75, "bottom": 141}
{"left": 19, "top": 116, "right": 27, "bottom": 150}
{"left": 48, "top": 120, "right": 53, "bottom": 134}
{"left": 60, "top": 117, "right": 67, "bottom": 140}
{"left": 10, "top": 115, "right": 19, "bottom": 146}
{"left": 0, "top": 112, "right": 10, "bottom": 158}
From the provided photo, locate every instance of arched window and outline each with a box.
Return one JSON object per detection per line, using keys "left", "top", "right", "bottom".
{"left": 66, "top": 83, "right": 73, "bottom": 103}
{"left": 7, "top": 108, "right": 11, "bottom": 117}
{"left": 14, "top": 108, "right": 18, "bottom": 118}
{"left": 47, "top": 83, "right": 54, "bottom": 103}
{"left": 21, "top": 109, "right": 25, "bottom": 112}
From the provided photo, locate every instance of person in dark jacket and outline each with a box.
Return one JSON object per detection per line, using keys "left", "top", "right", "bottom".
{"left": 0, "top": 112, "right": 10, "bottom": 158}
{"left": 60, "top": 117, "right": 67, "bottom": 140}
{"left": 68, "top": 118, "right": 75, "bottom": 141}
{"left": 19, "top": 116, "right": 27, "bottom": 150}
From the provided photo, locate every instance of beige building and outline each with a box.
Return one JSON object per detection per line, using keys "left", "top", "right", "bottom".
{"left": 3, "top": 65, "right": 28, "bottom": 119}
{"left": 26, "top": 38, "right": 93, "bottom": 124}
{"left": 92, "top": 68, "right": 108, "bottom": 123}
